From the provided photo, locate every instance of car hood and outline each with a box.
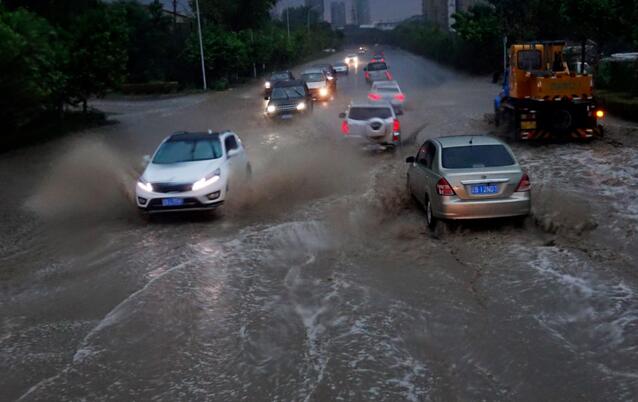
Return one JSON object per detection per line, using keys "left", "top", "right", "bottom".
{"left": 143, "top": 159, "right": 224, "bottom": 184}
{"left": 269, "top": 97, "right": 304, "bottom": 106}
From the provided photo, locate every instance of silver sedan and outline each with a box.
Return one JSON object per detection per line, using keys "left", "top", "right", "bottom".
{"left": 406, "top": 135, "right": 531, "bottom": 228}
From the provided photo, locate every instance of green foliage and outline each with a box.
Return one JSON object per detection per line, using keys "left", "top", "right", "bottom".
{"left": 64, "top": 5, "right": 129, "bottom": 107}
{"left": 0, "top": 8, "right": 67, "bottom": 129}
{"left": 196, "top": 0, "right": 277, "bottom": 30}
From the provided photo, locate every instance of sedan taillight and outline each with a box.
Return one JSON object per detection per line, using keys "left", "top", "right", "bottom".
{"left": 394, "top": 94, "right": 405, "bottom": 101}
{"left": 436, "top": 178, "right": 456, "bottom": 196}
{"left": 368, "top": 93, "right": 381, "bottom": 101}
{"left": 516, "top": 173, "right": 531, "bottom": 192}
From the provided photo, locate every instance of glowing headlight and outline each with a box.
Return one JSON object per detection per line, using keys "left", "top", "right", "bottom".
{"left": 327, "top": 76, "right": 334, "bottom": 81}
{"left": 265, "top": 81, "right": 271, "bottom": 89}
{"left": 345, "top": 57, "right": 350, "bottom": 63}
{"left": 296, "top": 102, "right": 306, "bottom": 111}
{"left": 137, "top": 180, "right": 153, "bottom": 192}
{"left": 267, "top": 105, "right": 276, "bottom": 114}
{"left": 192, "top": 170, "right": 221, "bottom": 191}
{"left": 319, "top": 87, "right": 329, "bottom": 97}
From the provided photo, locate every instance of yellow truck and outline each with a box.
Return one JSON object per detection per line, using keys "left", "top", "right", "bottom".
{"left": 494, "top": 41, "right": 605, "bottom": 140}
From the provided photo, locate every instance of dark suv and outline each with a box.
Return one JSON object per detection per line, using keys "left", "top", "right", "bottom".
{"left": 264, "top": 70, "right": 295, "bottom": 98}
{"left": 264, "top": 80, "right": 314, "bottom": 119}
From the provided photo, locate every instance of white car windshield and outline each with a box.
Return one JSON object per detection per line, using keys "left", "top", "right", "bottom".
{"left": 153, "top": 138, "right": 223, "bottom": 164}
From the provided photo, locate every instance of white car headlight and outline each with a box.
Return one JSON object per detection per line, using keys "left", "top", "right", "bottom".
{"left": 267, "top": 105, "right": 276, "bottom": 114}
{"left": 192, "top": 169, "right": 221, "bottom": 191}
{"left": 296, "top": 102, "right": 306, "bottom": 111}
{"left": 137, "top": 179, "right": 153, "bottom": 192}
{"left": 319, "top": 87, "right": 329, "bottom": 97}
{"left": 265, "top": 81, "right": 271, "bottom": 89}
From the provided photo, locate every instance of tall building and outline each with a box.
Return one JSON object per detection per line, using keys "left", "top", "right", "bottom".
{"left": 422, "top": 0, "right": 482, "bottom": 30}
{"left": 330, "top": 1, "right": 347, "bottom": 28}
{"left": 355, "top": 0, "right": 371, "bottom": 25}
{"left": 306, "top": 0, "right": 325, "bottom": 21}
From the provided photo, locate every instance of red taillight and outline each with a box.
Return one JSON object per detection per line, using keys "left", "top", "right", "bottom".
{"left": 385, "top": 71, "right": 393, "bottom": 80}
{"left": 368, "top": 93, "right": 381, "bottom": 101}
{"left": 516, "top": 173, "right": 531, "bottom": 192}
{"left": 393, "top": 118, "right": 400, "bottom": 132}
{"left": 341, "top": 120, "right": 349, "bottom": 135}
{"left": 394, "top": 94, "right": 405, "bottom": 101}
{"left": 364, "top": 71, "right": 370, "bottom": 79}
{"left": 436, "top": 178, "right": 456, "bottom": 196}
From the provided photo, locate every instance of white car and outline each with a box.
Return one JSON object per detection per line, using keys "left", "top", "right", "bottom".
{"left": 368, "top": 81, "right": 405, "bottom": 113}
{"left": 339, "top": 102, "right": 401, "bottom": 151}
{"left": 136, "top": 131, "right": 251, "bottom": 213}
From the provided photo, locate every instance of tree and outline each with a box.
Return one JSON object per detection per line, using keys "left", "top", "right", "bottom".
{"left": 0, "top": 8, "right": 67, "bottom": 129}
{"left": 64, "top": 5, "right": 129, "bottom": 111}
{"left": 195, "top": 0, "right": 277, "bottom": 30}
{"left": 184, "top": 26, "right": 250, "bottom": 82}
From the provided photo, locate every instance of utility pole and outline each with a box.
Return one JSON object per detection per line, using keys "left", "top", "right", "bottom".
{"left": 195, "top": 0, "right": 207, "bottom": 90}
{"left": 286, "top": 7, "right": 290, "bottom": 42}
{"left": 172, "top": 0, "right": 177, "bottom": 30}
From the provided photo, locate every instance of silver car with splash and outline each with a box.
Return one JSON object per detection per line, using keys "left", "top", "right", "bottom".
{"left": 406, "top": 135, "right": 531, "bottom": 228}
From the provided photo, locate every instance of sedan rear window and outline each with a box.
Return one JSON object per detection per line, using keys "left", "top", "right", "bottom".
{"left": 271, "top": 73, "right": 290, "bottom": 81}
{"left": 302, "top": 73, "right": 324, "bottom": 82}
{"left": 367, "top": 62, "right": 387, "bottom": 71}
{"left": 442, "top": 145, "right": 515, "bottom": 169}
{"left": 349, "top": 107, "right": 392, "bottom": 120}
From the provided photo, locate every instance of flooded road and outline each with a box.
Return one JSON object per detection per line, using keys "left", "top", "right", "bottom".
{"left": 1, "top": 48, "right": 637, "bottom": 401}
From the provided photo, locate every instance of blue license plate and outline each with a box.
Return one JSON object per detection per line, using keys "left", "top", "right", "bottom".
{"left": 280, "top": 114, "right": 293, "bottom": 120}
{"left": 162, "top": 198, "right": 184, "bottom": 207}
{"left": 471, "top": 184, "right": 498, "bottom": 195}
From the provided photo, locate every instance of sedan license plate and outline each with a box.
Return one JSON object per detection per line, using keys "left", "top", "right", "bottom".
{"left": 162, "top": 198, "right": 184, "bottom": 207}
{"left": 280, "top": 114, "right": 293, "bottom": 120}
{"left": 471, "top": 184, "right": 498, "bottom": 195}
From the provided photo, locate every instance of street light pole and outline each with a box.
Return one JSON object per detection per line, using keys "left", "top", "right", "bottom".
{"left": 286, "top": 7, "right": 290, "bottom": 42}
{"left": 195, "top": 0, "right": 207, "bottom": 90}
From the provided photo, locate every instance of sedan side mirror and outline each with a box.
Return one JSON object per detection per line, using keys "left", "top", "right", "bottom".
{"left": 363, "top": 67, "right": 368, "bottom": 72}
{"left": 405, "top": 156, "right": 415, "bottom": 164}
{"left": 264, "top": 96, "right": 269, "bottom": 100}
{"left": 338, "top": 112, "right": 346, "bottom": 119}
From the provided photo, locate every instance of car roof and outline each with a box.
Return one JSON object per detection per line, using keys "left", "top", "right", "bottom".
{"left": 271, "top": 70, "right": 292, "bottom": 76}
{"left": 301, "top": 68, "right": 324, "bottom": 75}
{"left": 272, "top": 79, "right": 306, "bottom": 87}
{"left": 373, "top": 81, "right": 399, "bottom": 88}
{"left": 434, "top": 135, "right": 504, "bottom": 148}
{"left": 350, "top": 101, "right": 393, "bottom": 109}
{"left": 168, "top": 131, "right": 221, "bottom": 141}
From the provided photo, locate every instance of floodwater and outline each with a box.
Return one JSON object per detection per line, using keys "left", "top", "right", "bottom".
{"left": 1, "top": 48, "right": 637, "bottom": 401}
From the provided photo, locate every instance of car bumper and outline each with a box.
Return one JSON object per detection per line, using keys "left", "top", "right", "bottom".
{"left": 136, "top": 182, "right": 227, "bottom": 213}
{"left": 343, "top": 133, "right": 400, "bottom": 149}
{"left": 434, "top": 192, "right": 531, "bottom": 220}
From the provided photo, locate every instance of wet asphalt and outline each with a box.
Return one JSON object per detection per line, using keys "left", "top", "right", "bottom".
{"left": 1, "top": 48, "right": 637, "bottom": 401}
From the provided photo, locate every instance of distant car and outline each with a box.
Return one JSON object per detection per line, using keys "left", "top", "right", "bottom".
{"left": 364, "top": 61, "right": 392, "bottom": 83}
{"left": 265, "top": 80, "right": 313, "bottom": 119}
{"left": 406, "top": 135, "right": 531, "bottom": 228}
{"left": 322, "top": 48, "right": 336, "bottom": 53}
{"left": 312, "top": 63, "right": 338, "bottom": 91}
{"left": 339, "top": 102, "right": 401, "bottom": 151}
{"left": 264, "top": 71, "right": 295, "bottom": 97}
{"left": 370, "top": 53, "right": 385, "bottom": 63}
{"left": 301, "top": 69, "right": 332, "bottom": 100}
{"left": 136, "top": 131, "right": 251, "bottom": 213}
{"left": 368, "top": 81, "right": 405, "bottom": 113}
{"left": 345, "top": 54, "right": 359, "bottom": 65}
{"left": 334, "top": 62, "right": 349, "bottom": 75}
